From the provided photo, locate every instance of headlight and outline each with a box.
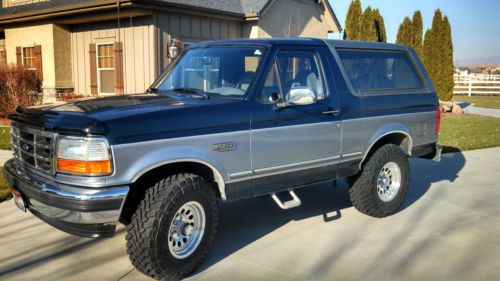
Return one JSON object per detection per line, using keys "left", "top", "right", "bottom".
{"left": 56, "top": 136, "right": 113, "bottom": 176}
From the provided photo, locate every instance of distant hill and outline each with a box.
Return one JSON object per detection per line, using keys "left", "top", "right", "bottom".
{"left": 455, "top": 56, "right": 500, "bottom": 66}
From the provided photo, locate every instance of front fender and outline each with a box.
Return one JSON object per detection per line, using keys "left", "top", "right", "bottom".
{"left": 110, "top": 144, "right": 229, "bottom": 200}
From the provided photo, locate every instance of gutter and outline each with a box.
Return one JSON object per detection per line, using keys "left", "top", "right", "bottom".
{"left": 0, "top": 0, "right": 133, "bottom": 25}
{"left": 0, "top": 0, "right": 258, "bottom": 25}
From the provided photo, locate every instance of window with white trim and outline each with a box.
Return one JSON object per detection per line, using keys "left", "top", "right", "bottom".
{"left": 22, "top": 46, "right": 36, "bottom": 70}
{"left": 97, "top": 43, "right": 115, "bottom": 94}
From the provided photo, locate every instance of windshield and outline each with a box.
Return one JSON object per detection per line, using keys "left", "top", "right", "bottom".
{"left": 154, "top": 47, "right": 266, "bottom": 99}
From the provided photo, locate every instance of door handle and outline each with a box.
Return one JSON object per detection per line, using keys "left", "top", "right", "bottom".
{"left": 323, "top": 110, "right": 340, "bottom": 116}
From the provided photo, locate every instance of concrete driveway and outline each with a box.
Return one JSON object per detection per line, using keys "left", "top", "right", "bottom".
{"left": 0, "top": 148, "right": 499, "bottom": 281}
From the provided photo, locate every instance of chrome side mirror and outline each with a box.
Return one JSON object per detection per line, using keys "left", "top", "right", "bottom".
{"left": 278, "top": 87, "right": 316, "bottom": 107}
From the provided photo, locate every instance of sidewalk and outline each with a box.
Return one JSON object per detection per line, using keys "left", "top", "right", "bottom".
{"left": 456, "top": 101, "right": 500, "bottom": 118}
{"left": 0, "top": 147, "right": 499, "bottom": 280}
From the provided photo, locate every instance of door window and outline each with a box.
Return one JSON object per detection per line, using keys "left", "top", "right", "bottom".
{"left": 260, "top": 61, "right": 283, "bottom": 104}
{"left": 276, "top": 51, "right": 326, "bottom": 100}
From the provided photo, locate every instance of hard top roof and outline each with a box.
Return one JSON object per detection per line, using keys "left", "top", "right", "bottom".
{"left": 190, "top": 38, "right": 411, "bottom": 52}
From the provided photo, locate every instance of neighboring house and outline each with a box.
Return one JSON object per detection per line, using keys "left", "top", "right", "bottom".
{"left": 0, "top": 0, "right": 341, "bottom": 102}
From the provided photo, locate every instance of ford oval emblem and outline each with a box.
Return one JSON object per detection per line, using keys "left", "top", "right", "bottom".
{"left": 21, "top": 143, "right": 30, "bottom": 152}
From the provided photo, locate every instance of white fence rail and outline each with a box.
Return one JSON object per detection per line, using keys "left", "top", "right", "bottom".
{"left": 453, "top": 74, "right": 500, "bottom": 96}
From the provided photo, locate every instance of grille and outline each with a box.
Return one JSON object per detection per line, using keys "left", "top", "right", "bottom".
{"left": 10, "top": 124, "right": 56, "bottom": 174}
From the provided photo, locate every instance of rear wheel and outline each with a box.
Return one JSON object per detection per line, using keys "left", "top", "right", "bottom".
{"left": 126, "top": 173, "right": 218, "bottom": 281}
{"left": 349, "top": 144, "right": 409, "bottom": 217}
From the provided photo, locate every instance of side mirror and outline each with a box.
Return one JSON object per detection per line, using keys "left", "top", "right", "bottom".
{"left": 278, "top": 87, "right": 316, "bottom": 107}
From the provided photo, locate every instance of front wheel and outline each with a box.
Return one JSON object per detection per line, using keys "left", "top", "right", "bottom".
{"left": 126, "top": 173, "right": 219, "bottom": 281}
{"left": 349, "top": 144, "right": 409, "bottom": 218}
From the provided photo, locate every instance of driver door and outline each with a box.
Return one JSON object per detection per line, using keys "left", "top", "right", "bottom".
{"left": 250, "top": 47, "right": 342, "bottom": 195}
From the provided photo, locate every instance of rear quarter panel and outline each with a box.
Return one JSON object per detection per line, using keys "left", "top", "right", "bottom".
{"left": 324, "top": 40, "right": 439, "bottom": 172}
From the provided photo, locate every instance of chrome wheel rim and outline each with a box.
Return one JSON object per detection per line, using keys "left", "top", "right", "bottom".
{"left": 377, "top": 162, "right": 402, "bottom": 202}
{"left": 167, "top": 201, "right": 206, "bottom": 259}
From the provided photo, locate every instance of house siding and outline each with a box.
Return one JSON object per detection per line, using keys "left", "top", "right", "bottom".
{"left": 258, "top": 0, "right": 333, "bottom": 38}
{"left": 155, "top": 11, "right": 242, "bottom": 72}
{"left": 70, "top": 12, "right": 241, "bottom": 96}
{"left": 70, "top": 17, "right": 156, "bottom": 95}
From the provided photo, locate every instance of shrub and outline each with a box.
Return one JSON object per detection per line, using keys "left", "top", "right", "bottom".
{"left": 0, "top": 64, "right": 41, "bottom": 117}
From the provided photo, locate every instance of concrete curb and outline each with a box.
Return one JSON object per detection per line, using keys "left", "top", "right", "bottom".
{"left": 455, "top": 101, "right": 500, "bottom": 118}
{"left": 0, "top": 149, "right": 12, "bottom": 167}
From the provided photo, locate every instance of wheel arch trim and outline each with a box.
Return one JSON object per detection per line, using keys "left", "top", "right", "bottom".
{"left": 131, "top": 158, "right": 227, "bottom": 200}
{"left": 360, "top": 128, "right": 413, "bottom": 170}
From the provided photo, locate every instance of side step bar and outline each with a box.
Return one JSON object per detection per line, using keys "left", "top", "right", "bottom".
{"left": 271, "top": 190, "right": 301, "bottom": 210}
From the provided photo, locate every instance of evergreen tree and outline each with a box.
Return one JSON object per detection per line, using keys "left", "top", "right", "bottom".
{"left": 373, "top": 9, "right": 387, "bottom": 42}
{"left": 344, "top": 0, "right": 362, "bottom": 40}
{"left": 360, "top": 7, "right": 378, "bottom": 41}
{"left": 411, "top": 11, "right": 423, "bottom": 57}
{"left": 442, "top": 16, "right": 454, "bottom": 101}
{"left": 396, "top": 17, "right": 412, "bottom": 45}
{"left": 423, "top": 9, "right": 454, "bottom": 101}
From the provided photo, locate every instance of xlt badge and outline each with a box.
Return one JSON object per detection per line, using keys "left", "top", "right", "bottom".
{"left": 212, "top": 142, "right": 236, "bottom": 152}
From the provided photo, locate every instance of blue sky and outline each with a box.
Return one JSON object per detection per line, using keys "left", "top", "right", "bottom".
{"left": 328, "top": 0, "right": 500, "bottom": 61}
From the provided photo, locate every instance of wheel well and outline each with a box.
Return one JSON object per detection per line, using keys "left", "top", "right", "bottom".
{"left": 360, "top": 132, "right": 412, "bottom": 169}
{"left": 119, "top": 162, "right": 222, "bottom": 225}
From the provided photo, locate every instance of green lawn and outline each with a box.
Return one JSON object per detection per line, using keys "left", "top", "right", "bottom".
{"left": 0, "top": 126, "right": 10, "bottom": 150}
{"left": 452, "top": 95, "right": 500, "bottom": 109}
{"left": 439, "top": 114, "right": 500, "bottom": 153}
{"left": 0, "top": 167, "right": 11, "bottom": 202}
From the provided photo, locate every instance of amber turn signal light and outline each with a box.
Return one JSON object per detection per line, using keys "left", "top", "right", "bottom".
{"left": 57, "top": 158, "right": 112, "bottom": 175}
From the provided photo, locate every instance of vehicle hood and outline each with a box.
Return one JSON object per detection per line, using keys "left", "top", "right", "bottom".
{"left": 9, "top": 93, "right": 250, "bottom": 143}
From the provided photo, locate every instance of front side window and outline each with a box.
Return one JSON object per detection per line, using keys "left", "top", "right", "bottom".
{"left": 337, "top": 50, "right": 423, "bottom": 91}
{"left": 22, "top": 46, "right": 36, "bottom": 70}
{"left": 97, "top": 43, "right": 115, "bottom": 94}
{"left": 155, "top": 47, "right": 265, "bottom": 98}
{"left": 260, "top": 61, "right": 283, "bottom": 104}
{"left": 276, "top": 51, "right": 326, "bottom": 101}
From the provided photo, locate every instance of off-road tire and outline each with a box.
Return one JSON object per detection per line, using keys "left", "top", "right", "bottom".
{"left": 126, "top": 173, "right": 219, "bottom": 281}
{"left": 349, "top": 144, "right": 409, "bottom": 218}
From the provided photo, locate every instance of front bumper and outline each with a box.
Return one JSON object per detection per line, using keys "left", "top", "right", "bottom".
{"left": 3, "top": 159, "right": 129, "bottom": 238}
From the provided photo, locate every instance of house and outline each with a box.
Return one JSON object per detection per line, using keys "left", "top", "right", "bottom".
{"left": 0, "top": 0, "right": 341, "bottom": 102}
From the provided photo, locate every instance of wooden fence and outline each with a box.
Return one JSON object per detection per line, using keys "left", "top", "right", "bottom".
{"left": 453, "top": 74, "right": 500, "bottom": 96}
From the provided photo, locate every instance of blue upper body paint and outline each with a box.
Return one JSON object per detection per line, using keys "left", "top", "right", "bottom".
{"left": 8, "top": 38, "right": 438, "bottom": 145}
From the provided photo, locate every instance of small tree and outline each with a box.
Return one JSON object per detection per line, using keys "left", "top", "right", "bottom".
{"left": 344, "top": 0, "right": 363, "bottom": 40}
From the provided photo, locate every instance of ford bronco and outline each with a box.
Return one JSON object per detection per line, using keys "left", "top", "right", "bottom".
{"left": 4, "top": 38, "right": 441, "bottom": 280}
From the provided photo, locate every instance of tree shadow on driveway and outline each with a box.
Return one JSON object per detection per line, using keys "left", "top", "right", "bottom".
{"left": 197, "top": 151, "right": 466, "bottom": 274}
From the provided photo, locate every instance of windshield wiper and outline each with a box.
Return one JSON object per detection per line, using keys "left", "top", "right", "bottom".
{"left": 168, "top": 88, "right": 210, "bottom": 99}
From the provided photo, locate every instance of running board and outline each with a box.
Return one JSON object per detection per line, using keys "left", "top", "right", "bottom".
{"left": 271, "top": 190, "right": 302, "bottom": 210}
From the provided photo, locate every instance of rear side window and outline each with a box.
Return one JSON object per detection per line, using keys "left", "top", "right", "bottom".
{"left": 337, "top": 50, "right": 423, "bottom": 91}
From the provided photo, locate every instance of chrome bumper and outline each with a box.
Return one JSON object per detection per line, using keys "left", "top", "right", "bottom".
{"left": 3, "top": 159, "right": 129, "bottom": 238}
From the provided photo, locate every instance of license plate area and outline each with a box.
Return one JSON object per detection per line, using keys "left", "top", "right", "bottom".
{"left": 12, "top": 189, "right": 27, "bottom": 212}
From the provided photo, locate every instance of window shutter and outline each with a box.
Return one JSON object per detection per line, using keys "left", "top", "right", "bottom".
{"left": 1, "top": 49, "right": 6, "bottom": 66}
{"left": 89, "top": 43, "right": 98, "bottom": 96}
{"left": 114, "top": 42, "right": 124, "bottom": 94}
{"left": 34, "top": 45, "right": 43, "bottom": 81}
{"left": 16, "top": 46, "right": 22, "bottom": 66}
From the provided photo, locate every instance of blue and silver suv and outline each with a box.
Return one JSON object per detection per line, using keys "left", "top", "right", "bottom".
{"left": 4, "top": 38, "right": 441, "bottom": 280}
